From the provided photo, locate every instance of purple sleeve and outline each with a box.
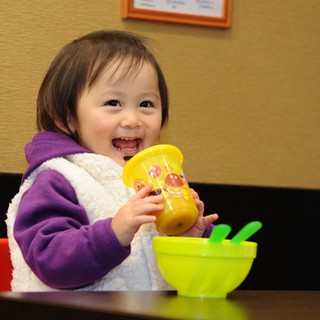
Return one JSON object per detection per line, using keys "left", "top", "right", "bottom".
{"left": 14, "top": 170, "right": 130, "bottom": 289}
{"left": 202, "top": 223, "right": 214, "bottom": 238}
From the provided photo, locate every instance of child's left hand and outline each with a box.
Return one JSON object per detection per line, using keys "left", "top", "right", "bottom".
{"left": 179, "top": 188, "right": 218, "bottom": 238}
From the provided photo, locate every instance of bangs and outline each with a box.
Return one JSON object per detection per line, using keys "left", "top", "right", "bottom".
{"left": 87, "top": 53, "right": 150, "bottom": 89}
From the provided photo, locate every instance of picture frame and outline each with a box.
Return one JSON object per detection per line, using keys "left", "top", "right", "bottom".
{"left": 121, "top": 0, "right": 232, "bottom": 29}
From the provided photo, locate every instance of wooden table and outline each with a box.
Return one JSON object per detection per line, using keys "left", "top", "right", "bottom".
{"left": 0, "top": 290, "right": 319, "bottom": 319}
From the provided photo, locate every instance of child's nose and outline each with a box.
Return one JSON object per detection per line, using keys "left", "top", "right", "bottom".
{"left": 120, "top": 110, "right": 142, "bottom": 128}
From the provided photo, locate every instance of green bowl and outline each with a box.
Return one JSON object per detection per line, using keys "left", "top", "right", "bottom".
{"left": 153, "top": 236, "right": 257, "bottom": 298}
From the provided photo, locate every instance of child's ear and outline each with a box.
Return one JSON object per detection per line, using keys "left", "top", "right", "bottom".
{"left": 53, "top": 112, "right": 76, "bottom": 135}
{"left": 66, "top": 115, "right": 76, "bottom": 134}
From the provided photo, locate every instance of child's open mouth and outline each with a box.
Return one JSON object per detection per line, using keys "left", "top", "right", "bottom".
{"left": 112, "top": 138, "right": 142, "bottom": 153}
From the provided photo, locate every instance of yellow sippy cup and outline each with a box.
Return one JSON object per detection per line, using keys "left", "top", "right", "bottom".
{"left": 122, "top": 145, "right": 198, "bottom": 235}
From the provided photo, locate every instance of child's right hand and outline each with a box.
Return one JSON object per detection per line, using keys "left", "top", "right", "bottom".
{"left": 111, "top": 184, "right": 163, "bottom": 247}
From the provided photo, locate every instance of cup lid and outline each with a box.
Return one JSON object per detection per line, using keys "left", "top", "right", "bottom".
{"left": 122, "top": 144, "right": 183, "bottom": 187}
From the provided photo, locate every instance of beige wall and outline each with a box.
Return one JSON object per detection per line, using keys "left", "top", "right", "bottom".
{"left": 1, "top": 1, "right": 319, "bottom": 189}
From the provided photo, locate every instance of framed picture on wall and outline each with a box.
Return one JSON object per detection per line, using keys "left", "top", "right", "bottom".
{"left": 122, "top": 0, "right": 232, "bottom": 28}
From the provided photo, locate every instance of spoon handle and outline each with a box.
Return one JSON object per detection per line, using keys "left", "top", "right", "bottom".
{"left": 209, "top": 224, "right": 232, "bottom": 243}
{"left": 230, "top": 221, "right": 262, "bottom": 244}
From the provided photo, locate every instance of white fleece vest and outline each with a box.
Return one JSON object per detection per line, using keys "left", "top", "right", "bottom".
{"left": 6, "top": 153, "right": 171, "bottom": 292}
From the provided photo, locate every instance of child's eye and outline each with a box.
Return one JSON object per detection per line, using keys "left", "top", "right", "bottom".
{"left": 140, "top": 101, "right": 153, "bottom": 108}
{"left": 105, "top": 100, "right": 121, "bottom": 107}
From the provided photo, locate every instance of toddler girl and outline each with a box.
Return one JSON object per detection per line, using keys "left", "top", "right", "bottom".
{"left": 6, "top": 30, "right": 218, "bottom": 291}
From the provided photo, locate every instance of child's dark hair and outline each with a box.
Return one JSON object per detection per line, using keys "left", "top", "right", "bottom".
{"left": 37, "top": 30, "right": 169, "bottom": 138}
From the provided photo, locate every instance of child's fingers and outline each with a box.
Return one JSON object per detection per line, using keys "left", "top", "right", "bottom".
{"left": 194, "top": 198, "right": 204, "bottom": 216}
{"left": 133, "top": 183, "right": 165, "bottom": 200}
{"left": 131, "top": 184, "right": 164, "bottom": 206}
{"left": 189, "top": 188, "right": 199, "bottom": 200}
{"left": 134, "top": 183, "right": 154, "bottom": 198}
{"left": 189, "top": 188, "right": 203, "bottom": 215}
{"left": 132, "top": 214, "right": 157, "bottom": 226}
{"left": 132, "top": 201, "right": 163, "bottom": 217}
{"left": 205, "top": 213, "right": 219, "bottom": 225}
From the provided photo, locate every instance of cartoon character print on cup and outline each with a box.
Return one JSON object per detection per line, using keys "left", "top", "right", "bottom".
{"left": 133, "top": 179, "right": 147, "bottom": 192}
{"left": 164, "top": 173, "right": 190, "bottom": 200}
{"left": 148, "top": 165, "right": 161, "bottom": 178}
{"left": 146, "top": 164, "right": 191, "bottom": 201}
{"left": 133, "top": 178, "right": 163, "bottom": 196}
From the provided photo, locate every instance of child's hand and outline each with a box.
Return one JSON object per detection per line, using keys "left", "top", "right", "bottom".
{"left": 111, "top": 184, "right": 163, "bottom": 247}
{"left": 179, "top": 188, "right": 218, "bottom": 238}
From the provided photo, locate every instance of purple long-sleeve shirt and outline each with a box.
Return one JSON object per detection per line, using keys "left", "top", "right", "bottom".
{"left": 13, "top": 131, "right": 213, "bottom": 289}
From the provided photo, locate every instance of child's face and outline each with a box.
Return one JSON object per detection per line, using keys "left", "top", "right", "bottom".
{"left": 69, "top": 59, "right": 163, "bottom": 167}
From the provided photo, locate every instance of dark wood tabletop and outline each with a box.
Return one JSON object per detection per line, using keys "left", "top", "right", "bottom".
{"left": 0, "top": 290, "right": 319, "bottom": 319}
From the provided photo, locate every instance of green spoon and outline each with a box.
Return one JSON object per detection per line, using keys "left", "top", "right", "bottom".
{"left": 209, "top": 224, "right": 232, "bottom": 243}
{"left": 230, "top": 221, "right": 263, "bottom": 244}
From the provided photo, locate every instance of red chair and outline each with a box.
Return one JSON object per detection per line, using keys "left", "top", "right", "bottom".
{"left": 0, "top": 238, "right": 13, "bottom": 291}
